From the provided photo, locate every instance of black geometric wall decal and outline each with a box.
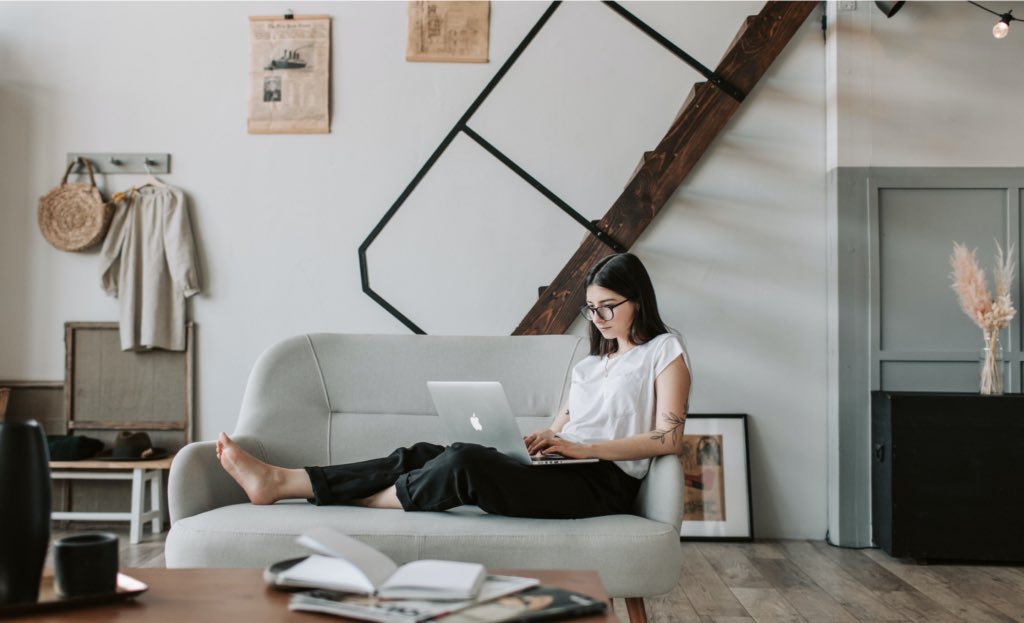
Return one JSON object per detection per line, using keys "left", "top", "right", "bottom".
{"left": 359, "top": 1, "right": 741, "bottom": 334}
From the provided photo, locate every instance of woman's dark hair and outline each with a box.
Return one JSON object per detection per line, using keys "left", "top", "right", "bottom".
{"left": 584, "top": 253, "right": 669, "bottom": 356}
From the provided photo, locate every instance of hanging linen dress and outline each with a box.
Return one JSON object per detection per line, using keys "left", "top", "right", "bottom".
{"left": 99, "top": 185, "right": 201, "bottom": 351}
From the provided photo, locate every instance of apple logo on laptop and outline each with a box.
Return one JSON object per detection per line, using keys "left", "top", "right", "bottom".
{"left": 470, "top": 413, "right": 483, "bottom": 431}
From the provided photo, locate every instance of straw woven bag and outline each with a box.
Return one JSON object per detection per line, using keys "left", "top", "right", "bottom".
{"left": 37, "top": 158, "right": 113, "bottom": 252}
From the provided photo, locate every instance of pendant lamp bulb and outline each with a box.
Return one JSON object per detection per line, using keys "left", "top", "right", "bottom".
{"left": 993, "top": 11, "right": 1012, "bottom": 39}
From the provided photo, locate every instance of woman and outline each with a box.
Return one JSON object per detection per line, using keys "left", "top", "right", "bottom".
{"left": 217, "top": 253, "right": 690, "bottom": 519}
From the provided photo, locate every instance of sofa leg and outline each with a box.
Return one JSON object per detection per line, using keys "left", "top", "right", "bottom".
{"left": 624, "top": 597, "right": 648, "bottom": 623}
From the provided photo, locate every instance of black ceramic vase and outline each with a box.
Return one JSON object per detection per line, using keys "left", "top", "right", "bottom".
{"left": 0, "top": 420, "right": 51, "bottom": 605}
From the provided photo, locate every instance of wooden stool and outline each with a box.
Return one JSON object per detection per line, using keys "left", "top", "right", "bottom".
{"left": 50, "top": 456, "right": 174, "bottom": 544}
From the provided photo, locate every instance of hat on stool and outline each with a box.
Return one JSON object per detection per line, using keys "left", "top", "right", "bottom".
{"left": 96, "top": 431, "right": 168, "bottom": 461}
{"left": 47, "top": 435, "right": 105, "bottom": 461}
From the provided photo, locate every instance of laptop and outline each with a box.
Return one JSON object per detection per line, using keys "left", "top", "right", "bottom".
{"left": 426, "top": 381, "right": 598, "bottom": 466}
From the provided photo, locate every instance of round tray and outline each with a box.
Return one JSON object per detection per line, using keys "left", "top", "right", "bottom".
{"left": 0, "top": 572, "right": 148, "bottom": 616}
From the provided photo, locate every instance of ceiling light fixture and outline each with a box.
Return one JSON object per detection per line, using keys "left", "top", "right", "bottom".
{"left": 967, "top": 1, "right": 1022, "bottom": 39}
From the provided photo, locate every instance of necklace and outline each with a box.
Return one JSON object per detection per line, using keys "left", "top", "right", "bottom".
{"left": 604, "top": 353, "right": 618, "bottom": 378}
{"left": 603, "top": 346, "right": 635, "bottom": 378}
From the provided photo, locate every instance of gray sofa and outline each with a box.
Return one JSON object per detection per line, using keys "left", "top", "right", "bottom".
{"left": 167, "top": 333, "right": 683, "bottom": 620}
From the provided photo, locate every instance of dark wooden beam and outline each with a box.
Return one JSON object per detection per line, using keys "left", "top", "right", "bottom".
{"left": 514, "top": 1, "right": 817, "bottom": 336}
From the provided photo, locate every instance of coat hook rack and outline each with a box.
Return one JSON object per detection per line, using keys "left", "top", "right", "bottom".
{"left": 66, "top": 153, "right": 170, "bottom": 175}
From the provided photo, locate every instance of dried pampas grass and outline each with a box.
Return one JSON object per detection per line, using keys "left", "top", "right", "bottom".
{"left": 949, "top": 241, "right": 1016, "bottom": 333}
{"left": 950, "top": 241, "right": 1016, "bottom": 395}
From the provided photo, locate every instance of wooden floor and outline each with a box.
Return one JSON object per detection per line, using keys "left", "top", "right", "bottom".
{"left": 50, "top": 527, "right": 1024, "bottom": 622}
{"left": 632, "top": 541, "right": 1024, "bottom": 623}
{"left": 50, "top": 525, "right": 167, "bottom": 570}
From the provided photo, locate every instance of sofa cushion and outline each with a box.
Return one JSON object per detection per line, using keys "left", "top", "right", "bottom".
{"left": 165, "top": 501, "right": 681, "bottom": 598}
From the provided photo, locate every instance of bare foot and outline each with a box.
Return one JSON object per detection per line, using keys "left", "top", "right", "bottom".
{"left": 217, "top": 432, "right": 286, "bottom": 505}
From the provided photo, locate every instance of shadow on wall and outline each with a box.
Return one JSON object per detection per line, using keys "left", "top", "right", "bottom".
{"left": 180, "top": 188, "right": 207, "bottom": 441}
{"left": 0, "top": 41, "right": 44, "bottom": 376}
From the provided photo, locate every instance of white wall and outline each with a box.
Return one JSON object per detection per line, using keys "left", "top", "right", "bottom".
{"left": 832, "top": 1, "right": 1024, "bottom": 167}
{"left": 0, "top": 1, "right": 827, "bottom": 538}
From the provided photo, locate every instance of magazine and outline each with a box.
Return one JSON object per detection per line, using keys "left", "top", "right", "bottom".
{"left": 288, "top": 575, "right": 542, "bottom": 623}
{"left": 275, "top": 527, "right": 486, "bottom": 600}
{"left": 436, "top": 585, "right": 608, "bottom": 623}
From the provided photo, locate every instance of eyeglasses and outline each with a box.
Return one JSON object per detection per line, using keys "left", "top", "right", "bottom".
{"left": 579, "top": 299, "right": 631, "bottom": 322}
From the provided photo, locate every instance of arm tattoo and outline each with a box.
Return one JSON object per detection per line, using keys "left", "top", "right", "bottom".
{"left": 650, "top": 412, "right": 686, "bottom": 447}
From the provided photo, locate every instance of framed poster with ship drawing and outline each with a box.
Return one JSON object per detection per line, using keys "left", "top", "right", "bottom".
{"left": 679, "top": 414, "right": 753, "bottom": 541}
{"left": 248, "top": 14, "right": 331, "bottom": 134}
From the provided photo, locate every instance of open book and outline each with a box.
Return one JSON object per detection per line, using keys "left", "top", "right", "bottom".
{"left": 275, "top": 527, "right": 487, "bottom": 601}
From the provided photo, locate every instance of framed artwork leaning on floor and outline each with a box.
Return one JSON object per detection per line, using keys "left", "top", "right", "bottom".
{"left": 679, "top": 414, "right": 753, "bottom": 541}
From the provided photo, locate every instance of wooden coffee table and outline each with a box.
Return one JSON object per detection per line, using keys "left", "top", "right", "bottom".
{"left": 7, "top": 568, "right": 618, "bottom": 622}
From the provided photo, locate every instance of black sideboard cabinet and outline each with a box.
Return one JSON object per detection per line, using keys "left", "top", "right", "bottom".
{"left": 872, "top": 391, "right": 1024, "bottom": 562}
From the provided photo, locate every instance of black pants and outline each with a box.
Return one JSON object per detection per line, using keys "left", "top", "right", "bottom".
{"left": 304, "top": 442, "right": 641, "bottom": 519}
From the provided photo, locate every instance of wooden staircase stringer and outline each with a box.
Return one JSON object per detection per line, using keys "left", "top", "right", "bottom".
{"left": 513, "top": 1, "right": 818, "bottom": 336}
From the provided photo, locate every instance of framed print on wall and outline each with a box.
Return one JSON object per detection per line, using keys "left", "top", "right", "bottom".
{"left": 680, "top": 414, "right": 753, "bottom": 541}
{"left": 406, "top": 1, "right": 489, "bottom": 63}
{"left": 248, "top": 14, "right": 331, "bottom": 134}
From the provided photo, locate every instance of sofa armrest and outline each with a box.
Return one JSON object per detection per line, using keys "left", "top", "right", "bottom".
{"left": 632, "top": 453, "right": 683, "bottom": 531}
{"left": 168, "top": 435, "right": 267, "bottom": 522}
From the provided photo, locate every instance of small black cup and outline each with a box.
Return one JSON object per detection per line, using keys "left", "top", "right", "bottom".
{"left": 53, "top": 533, "right": 118, "bottom": 597}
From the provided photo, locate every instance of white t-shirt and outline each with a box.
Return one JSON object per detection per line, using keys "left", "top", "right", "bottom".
{"left": 559, "top": 332, "right": 687, "bottom": 479}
